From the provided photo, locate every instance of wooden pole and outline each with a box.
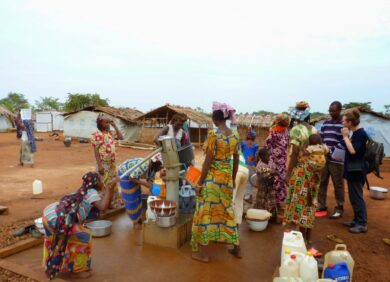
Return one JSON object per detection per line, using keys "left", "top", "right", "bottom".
{"left": 198, "top": 125, "right": 201, "bottom": 149}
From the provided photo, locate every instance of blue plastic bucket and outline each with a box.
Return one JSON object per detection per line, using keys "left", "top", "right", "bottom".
{"left": 151, "top": 184, "right": 161, "bottom": 196}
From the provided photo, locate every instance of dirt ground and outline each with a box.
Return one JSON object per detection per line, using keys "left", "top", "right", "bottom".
{"left": 1, "top": 132, "right": 390, "bottom": 281}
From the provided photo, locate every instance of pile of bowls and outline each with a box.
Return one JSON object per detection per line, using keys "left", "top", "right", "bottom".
{"left": 149, "top": 200, "right": 177, "bottom": 228}
{"left": 246, "top": 209, "right": 272, "bottom": 232}
{"left": 369, "top": 186, "right": 388, "bottom": 200}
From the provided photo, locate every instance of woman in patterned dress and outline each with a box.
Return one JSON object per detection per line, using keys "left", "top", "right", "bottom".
{"left": 91, "top": 113, "right": 123, "bottom": 208}
{"left": 284, "top": 101, "right": 320, "bottom": 247}
{"left": 191, "top": 102, "right": 241, "bottom": 262}
{"left": 265, "top": 114, "right": 290, "bottom": 209}
{"left": 118, "top": 154, "right": 163, "bottom": 230}
{"left": 43, "top": 172, "right": 116, "bottom": 280}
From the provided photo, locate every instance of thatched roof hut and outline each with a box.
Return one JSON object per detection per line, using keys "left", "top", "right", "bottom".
{"left": 235, "top": 114, "right": 276, "bottom": 146}
{"left": 62, "top": 106, "right": 143, "bottom": 141}
{"left": 0, "top": 105, "right": 16, "bottom": 132}
{"left": 136, "top": 104, "right": 213, "bottom": 144}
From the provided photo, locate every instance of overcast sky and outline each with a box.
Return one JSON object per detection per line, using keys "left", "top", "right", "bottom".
{"left": 1, "top": 0, "right": 389, "bottom": 113}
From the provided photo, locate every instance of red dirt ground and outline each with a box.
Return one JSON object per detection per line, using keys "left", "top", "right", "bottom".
{"left": 1, "top": 132, "right": 390, "bottom": 281}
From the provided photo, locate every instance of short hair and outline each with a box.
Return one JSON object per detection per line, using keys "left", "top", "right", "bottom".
{"left": 171, "top": 113, "right": 187, "bottom": 123}
{"left": 330, "top": 101, "right": 342, "bottom": 110}
{"left": 344, "top": 108, "right": 360, "bottom": 126}
{"left": 212, "top": 110, "right": 228, "bottom": 122}
{"left": 309, "top": 134, "right": 322, "bottom": 145}
{"left": 257, "top": 148, "right": 269, "bottom": 160}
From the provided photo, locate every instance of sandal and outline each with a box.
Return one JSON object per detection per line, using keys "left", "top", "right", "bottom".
{"left": 327, "top": 234, "right": 344, "bottom": 244}
{"left": 383, "top": 237, "right": 390, "bottom": 246}
{"left": 308, "top": 247, "right": 323, "bottom": 258}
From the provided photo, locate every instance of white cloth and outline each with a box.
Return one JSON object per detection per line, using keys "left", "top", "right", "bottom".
{"left": 167, "top": 124, "right": 183, "bottom": 143}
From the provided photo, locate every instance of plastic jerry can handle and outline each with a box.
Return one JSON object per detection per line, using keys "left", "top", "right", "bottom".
{"left": 335, "top": 244, "right": 347, "bottom": 251}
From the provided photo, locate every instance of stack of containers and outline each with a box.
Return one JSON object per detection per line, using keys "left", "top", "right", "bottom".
{"left": 275, "top": 231, "right": 320, "bottom": 282}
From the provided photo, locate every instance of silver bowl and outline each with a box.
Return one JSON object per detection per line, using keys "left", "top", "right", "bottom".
{"left": 156, "top": 214, "right": 176, "bottom": 228}
{"left": 369, "top": 186, "right": 388, "bottom": 200}
{"left": 86, "top": 220, "right": 113, "bottom": 237}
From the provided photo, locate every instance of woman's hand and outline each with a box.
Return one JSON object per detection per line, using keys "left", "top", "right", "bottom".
{"left": 342, "top": 127, "right": 350, "bottom": 138}
{"left": 195, "top": 183, "right": 204, "bottom": 197}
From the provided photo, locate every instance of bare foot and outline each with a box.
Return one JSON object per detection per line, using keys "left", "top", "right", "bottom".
{"left": 191, "top": 252, "right": 210, "bottom": 263}
{"left": 70, "top": 271, "right": 92, "bottom": 279}
{"left": 228, "top": 246, "right": 242, "bottom": 259}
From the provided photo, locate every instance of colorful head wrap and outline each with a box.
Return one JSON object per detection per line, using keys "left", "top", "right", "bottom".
{"left": 289, "top": 101, "right": 311, "bottom": 122}
{"left": 274, "top": 113, "right": 290, "bottom": 127}
{"left": 151, "top": 152, "right": 163, "bottom": 164}
{"left": 212, "top": 101, "right": 237, "bottom": 123}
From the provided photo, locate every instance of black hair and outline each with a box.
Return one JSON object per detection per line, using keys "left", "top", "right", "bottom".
{"left": 309, "top": 134, "right": 322, "bottom": 145}
{"left": 96, "top": 118, "right": 105, "bottom": 131}
{"left": 257, "top": 148, "right": 269, "bottom": 161}
{"left": 330, "top": 101, "right": 342, "bottom": 110}
{"left": 212, "top": 110, "right": 229, "bottom": 122}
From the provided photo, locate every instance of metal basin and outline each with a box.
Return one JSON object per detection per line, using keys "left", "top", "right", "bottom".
{"left": 369, "top": 186, "right": 388, "bottom": 200}
{"left": 156, "top": 214, "right": 176, "bottom": 228}
{"left": 86, "top": 220, "right": 113, "bottom": 237}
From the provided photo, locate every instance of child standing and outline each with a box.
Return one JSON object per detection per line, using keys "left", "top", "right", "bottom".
{"left": 253, "top": 148, "right": 278, "bottom": 221}
{"left": 241, "top": 129, "right": 259, "bottom": 200}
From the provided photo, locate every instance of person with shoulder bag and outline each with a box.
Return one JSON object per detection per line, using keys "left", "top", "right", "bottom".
{"left": 342, "top": 109, "right": 369, "bottom": 234}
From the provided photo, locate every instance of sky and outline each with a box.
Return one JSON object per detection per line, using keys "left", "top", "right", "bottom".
{"left": 0, "top": 0, "right": 389, "bottom": 114}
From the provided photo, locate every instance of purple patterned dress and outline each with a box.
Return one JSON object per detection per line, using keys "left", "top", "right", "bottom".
{"left": 265, "top": 127, "right": 289, "bottom": 204}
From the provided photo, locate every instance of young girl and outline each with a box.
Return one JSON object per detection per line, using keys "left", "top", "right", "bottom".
{"left": 253, "top": 148, "right": 278, "bottom": 221}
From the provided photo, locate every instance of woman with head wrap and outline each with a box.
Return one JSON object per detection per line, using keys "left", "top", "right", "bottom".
{"left": 91, "top": 113, "right": 123, "bottom": 208}
{"left": 118, "top": 153, "right": 163, "bottom": 231}
{"left": 17, "top": 110, "right": 36, "bottom": 167}
{"left": 264, "top": 113, "right": 290, "bottom": 211}
{"left": 42, "top": 172, "right": 117, "bottom": 280}
{"left": 191, "top": 102, "right": 241, "bottom": 262}
{"left": 283, "top": 102, "right": 321, "bottom": 251}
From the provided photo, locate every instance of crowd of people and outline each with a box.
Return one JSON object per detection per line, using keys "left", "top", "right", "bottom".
{"left": 13, "top": 100, "right": 373, "bottom": 279}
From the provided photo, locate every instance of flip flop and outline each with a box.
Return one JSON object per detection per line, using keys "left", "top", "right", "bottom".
{"left": 383, "top": 238, "right": 390, "bottom": 246}
{"left": 315, "top": 211, "right": 328, "bottom": 217}
{"left": 309, "top": 247, "right": 323, "bottom": 258}
{"left": 327, "top": 234, "right": 344, "bottom": 244}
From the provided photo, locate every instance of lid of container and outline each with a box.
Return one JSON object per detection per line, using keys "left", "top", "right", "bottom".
{"left": 328, "top": 264, "right": 334, "bottom": 269}
{"left": 291, "top": 255, "right": 296, "bottom": 259}
{"left": 306, "top": 251, "right": 313, "bottom": 256}
{"left": 285, "top": 249, "right": 291, "bottom": 254}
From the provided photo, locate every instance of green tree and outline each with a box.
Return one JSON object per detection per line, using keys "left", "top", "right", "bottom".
{"left": 35, "top": 96, "right": 63, "bottom": 111}
{"left": 384, "top": 105, "right": 390, "bottom": 116}
{"left": 252, "top": 110, "right": 275, "bottom": 115}
{"left": 311, "top": 112, "right": 326, "bottom": 119}
{"left": 0, "top": 92, "right": 30, "bottom": 112}
{"left": 63, "top": 93, "right": 109, "bottom": 112}
{"left": 343, "top": 102, "right": 372, "bottom": 111}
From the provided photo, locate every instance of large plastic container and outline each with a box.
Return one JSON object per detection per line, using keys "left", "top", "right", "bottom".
{"left": 178, "top": 144, "right": 195, "bottom": 165}
{"left": 279, "top": 255, "right": 300, "bottom": 278}
{"left": 281, "top": 249, "right": 305, "bottom": 265}
{"left": 281, "top": 231, "right": 307, "bottom": 258}
{"left": 323, "top": 245, "right": 354, "bottom": 280}
{"left": 300, "top": 252, "right": 319, "bottom": 282}
{"left": 33, "top": 179, "right": 43, "bottom": 195}
{"left": 323, "top": 262, "right": 350, "bottom": 282}
{"left": 179, "top": 185, "right": 196, "bottom": 213}
{"left": 146, "top": 196, "right": 158, "bottom": 222}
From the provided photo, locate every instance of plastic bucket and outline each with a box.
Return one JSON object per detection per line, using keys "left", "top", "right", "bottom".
{"left": 186, "top": 166, "right": 201, "bottom": 186}
{"left": 178, "top": 144, "right": 195, "bottom": 165}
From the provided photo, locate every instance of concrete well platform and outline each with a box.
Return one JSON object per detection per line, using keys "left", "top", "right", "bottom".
{"left": 3, "top": 213, "right": 283, "bottom": 282}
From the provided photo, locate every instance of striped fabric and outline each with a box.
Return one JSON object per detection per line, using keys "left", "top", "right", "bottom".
{"left": 43, "top": 189, "right": 101, "bottom": 226}
{"left": 320, "top": 118, "right": 344, "bottom": 164}
{"left": 118, "top": 158, "right": 149, "bottom": 223}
